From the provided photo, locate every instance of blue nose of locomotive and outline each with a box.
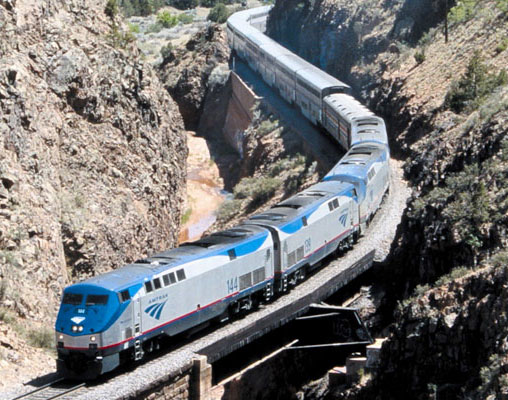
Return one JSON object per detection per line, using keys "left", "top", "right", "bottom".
{"left": 55, "top": 284, "right": 123, "bottom": 336}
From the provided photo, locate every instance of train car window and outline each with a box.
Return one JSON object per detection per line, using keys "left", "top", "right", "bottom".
{"left": 333, "top": 199, "right": 339, "bottom": 209}
{"left": 169, "top": 272, "right": 177, "bottom": 284}
{"left": 145, "top": 281, "right": 153, "bottom": 293}
{"left": 302, "top": 216, "right": 308, "bottom": 226}
{"left": 153, "top": 278, "right": 161, "bottom": 290}
{"left": 62, "top": 293, "right": 83, "bottom": 305}
{"left": 120, "top": 290, "right": 130, "bottom": 302}
{"left": 86, "top": 294, "right": 108, "bottom": 305}
{"left": 176, "top": 269, "right": 186, "bottom": 281}
{"left": 163, "top": 274, "right": 170, "bottom": 286}
{"left": 228, "top": 249, "right": 237, "bottom": 260}
{"left": 328, "top": 202, "right": 334, "bottom": 211}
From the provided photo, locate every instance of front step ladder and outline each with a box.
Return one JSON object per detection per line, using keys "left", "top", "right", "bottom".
{"left": 134, "top": 339, "right": 144, "bottom": 361}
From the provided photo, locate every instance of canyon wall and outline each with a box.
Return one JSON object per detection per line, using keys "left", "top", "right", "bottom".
{"left": 0, "top": 0, "right": 187, "bottom": 384}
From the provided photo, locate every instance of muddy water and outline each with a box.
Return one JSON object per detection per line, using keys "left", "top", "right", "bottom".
{"left": 178, "top": 132, "right": 226, "bottom": 243}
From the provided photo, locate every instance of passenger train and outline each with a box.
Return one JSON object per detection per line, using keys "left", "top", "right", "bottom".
{"left": 54, "top": 5, "right": 390, "bottom": 379}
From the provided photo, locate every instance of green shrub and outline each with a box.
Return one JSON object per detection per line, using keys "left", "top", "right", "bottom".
{"left": 160, "top": 42, "right": 174, "bottom": 63}
{"left": 414, "top": 50, "right": 425, "bottom": 64}
{"left": 208, "top": 3, "right": 231, "bottom": 23}
{"left": 496, "top": 37, "right": 508, "bottom": 54}
{"left": 413, "top": 284, "right": 430, "bottom": 297}
{"left": 0, "top": 308, "right": 16, "bottom": 324}
{"left": 28, "top": 327, "right": 54, "bottom": 349}
{"left": 257, "top": 118, "right": 279, "bottom": 136}
{"left": 178, "top": 13, "right": 194, "bottom": 24}
{"left": 435, "top": 266, "right": 470, "bottom": 287}
{"left": 119, "top": 0, "right": 166, "bottom": 17}
{"left": 181, "top": 208, "right": 192, "bottom": 224}
{"left": 108, "top": 25, "right": 136, "bottom": 48}
{"left": 233, "top": 176, "right": 281, "bottom": 205}
{"left": 201, "top": 0, "right": 220, "bottom": 6}
{"left": 496, "top": 0, "right": 508, "bottom": 12}
{"left": 172, "top": 0, "right": 199, "bottom": 9}
{"left": 448, "top": 0, "right": 478, "bottom": 24}
{"left": 157, "top": 10, "right": 179, "bottom": 28}
{"left": 105, "top": 0, "right": 119, "bottom": 19}
{"left": 146, "top": 23, "right": 163, "bottom": 34}
{"left": 128, "top": 22, "right": 140, "bottom": 33}
{"left": 444, "top": 51, "right": 508, "bottom": 113}
{"left": 491, "top": 250, "right": 508, "bottom": 268}
{"left": 217, "top": 199, "right": 243, "bottom": 223}
{"left": 0, "top": 281, "right": 5, "bottom": 301}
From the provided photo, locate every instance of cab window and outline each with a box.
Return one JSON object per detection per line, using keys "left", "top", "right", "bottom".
{"left": 62, "top": 293, "right": 83, "bottom": 305}
{"left": 120, "top": 290, "right": 130, "bottom": 302}
{"left": 86, "top": 294, "right": 108, "bottom": 305}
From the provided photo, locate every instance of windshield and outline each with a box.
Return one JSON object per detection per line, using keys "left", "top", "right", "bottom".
{"left": 62, "top": 293, "right": 83, "bottom": 305}
{"left": 85, "top": 294, "right": 109, "bottom": 305}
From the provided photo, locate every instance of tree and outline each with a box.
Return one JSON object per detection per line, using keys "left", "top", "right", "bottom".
{"left": 105, "top": 0, "right": 119, "bottom": 19}
{"left": 208, "top": 3, "right": 230, "bottom": 23}
{"left": 172, "top": 0, "right": 199, "bottom": 9}
{"left": 157, "top": 10, "right": 178, "bottom": 28}
{"left": 201, "top": 0, "right": 219, "bottom": 6}
{"left": 444, "top": 51, "right": 507, "bottom": 112}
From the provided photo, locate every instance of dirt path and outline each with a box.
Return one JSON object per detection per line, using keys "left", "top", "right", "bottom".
{"left": 178, "top": 131, "right": 226, "bottom": 243}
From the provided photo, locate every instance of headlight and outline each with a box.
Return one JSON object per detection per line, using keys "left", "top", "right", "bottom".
{"left": 90, "top": 336, "right": 96, "bottom": 342}
{"left": 78, "top": 326, "right": 83, "bottom": 332}
{"left": 59, "top": 334, "right": 64, "bottom": 340}
{"left": 72, "top": 325, "right": 78, "bottom": 332}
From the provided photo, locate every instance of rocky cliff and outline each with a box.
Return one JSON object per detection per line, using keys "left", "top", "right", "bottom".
{"left": 268, "top": 0, "right": 507, "bottom": 398}
{"left": 158, "top": 23, "right": 231, "bottom": 131}
{"left": 0, "top": 0, "right": 187, "bottom": 386}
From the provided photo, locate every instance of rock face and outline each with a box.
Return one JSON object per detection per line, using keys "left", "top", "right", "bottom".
{"left": 0, "top": 0, "right": 186, "bottom": 333}
{"left": 158, "top": 23, "right": 231, "bottom": 130}
{"left": 383, "top": 262, "right": 508, "bottom": 399}
{"left": 344, "top": 257, "right": 508, "bottom": 400}
{"left": 267, "top": 0, "right": 508, "bottom": 398}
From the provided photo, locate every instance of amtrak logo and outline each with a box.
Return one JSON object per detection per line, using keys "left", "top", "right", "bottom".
{"left": 339, "top": 212, "right": 348, "bottom": 227}
{"left": 144, "top": 301, "right": 167, "bottom": 320}
{"left": 71, "top": 316, "right": 86, "bottom": 324}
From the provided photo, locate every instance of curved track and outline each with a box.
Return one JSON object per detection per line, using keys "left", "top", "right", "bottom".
{"left": 12, "top": 379, "right": 85, "bottom": 400}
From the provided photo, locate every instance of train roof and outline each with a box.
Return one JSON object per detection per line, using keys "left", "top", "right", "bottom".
{"left": 69, "top": 225, "right": 270, "bottom": 292}
{"left": 243, "top": 180, "right": 355, "bottom": 229}
{"left": 297, "top": 67, "right": 350, "bottom": 93}
{"left": 227, "top": 5, "right": 272, "bottom": 31}
{"left": 323, "top": 144, "right": 389, "bottom": 183}
{"left": 259, "top": 41, "right": 292, "bottom": 59}
{"left": 276, "top": 53, "right": 314, "bottom": 74}
{"left": 324, "top": 93, "right": 376, "bottom": 120}
{"left": 324, "top": 93, "right": 388, "bottom": 145}
{"left": 245, "top": 28, "right": 270, "bottom": 47}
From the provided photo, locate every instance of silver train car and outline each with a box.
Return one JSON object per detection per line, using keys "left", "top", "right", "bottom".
{"left": 54, "top": 6, "right": 391, "bottom": 379}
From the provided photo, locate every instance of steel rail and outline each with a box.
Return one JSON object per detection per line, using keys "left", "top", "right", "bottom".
{"left": 11, "top": 380, "right": 85, "bottom": 400}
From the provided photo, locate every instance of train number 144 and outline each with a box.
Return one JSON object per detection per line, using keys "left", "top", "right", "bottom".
{"left": 227, "top": 277, "right": 238, "bottom": 294}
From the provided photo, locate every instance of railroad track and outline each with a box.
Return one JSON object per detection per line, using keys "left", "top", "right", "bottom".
{"left": 12, "top": 379, "right": 85, "bottom": 400}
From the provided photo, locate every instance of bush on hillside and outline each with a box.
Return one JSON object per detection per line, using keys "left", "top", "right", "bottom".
{"left": 157, "top": 10, "right": 179, "bottom": 28}
{"left": 444, "top": 51, "right": 507, "bottom": 113}
{"left": 208, "top": 3, "right": 231, "bottom": 23}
